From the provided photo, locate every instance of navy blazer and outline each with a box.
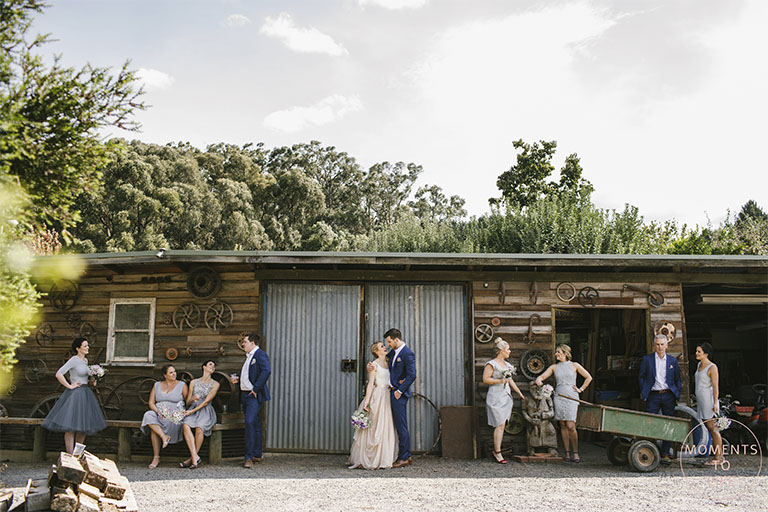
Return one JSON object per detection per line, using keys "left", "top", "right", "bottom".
{"left": 247, "top": 349, "right": 271, "bottom": 403}
{"left": 387, "top": 344, "right": 417, "bottom": 397}
{"left": 638, "top": 353, "right": 681, "bottom": 401}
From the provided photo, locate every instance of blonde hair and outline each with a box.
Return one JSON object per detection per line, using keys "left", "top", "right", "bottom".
{"left": 556, "top": 344, "right": 572, "bottom": 361}
{"left": 370, "top": 341, "right": 385, "bottom": 357}
{"left": 493, "top": 337, "right": 510, "bottom": 356}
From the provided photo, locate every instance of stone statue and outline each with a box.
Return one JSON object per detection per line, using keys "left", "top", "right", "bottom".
{"left": 521, "top": 381, "right": 559, "bottom": 457}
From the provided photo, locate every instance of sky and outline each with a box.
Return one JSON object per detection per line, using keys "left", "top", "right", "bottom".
{"left": 33, "top": 0, "right": 767, "bottom": 227}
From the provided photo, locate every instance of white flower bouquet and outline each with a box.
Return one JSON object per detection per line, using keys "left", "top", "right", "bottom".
{"left": 350, "top": 408, "right": 370, "bottom": 431}
{"left": 539, "top": 384, "right": 554, "bottom": 398}
{"left": 158, "top": 404, "right": 186, "bottom": 424}
{"left": 502, "top": 369, "right": 515, "bottom": 379}
{"left": 713, "top": 414, "right": 731, "bottom": 432}
{"left": 88, "top": 365, "right": 105, "bottom": 380}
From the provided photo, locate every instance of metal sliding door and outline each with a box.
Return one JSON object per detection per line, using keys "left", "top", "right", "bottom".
{"left": 264, "top": 283, "right": 361, "bottom": 453}
{"left": 365, "top": 284, "right": 467, "bottom": 452}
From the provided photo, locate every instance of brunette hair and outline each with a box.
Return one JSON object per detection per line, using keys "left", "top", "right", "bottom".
{"left": 202, "top": 359, "right": 216, "bottom": 369}
{"left": 383, "top": 328, "right": 401, "bottom": 341}
{"left": 71, "top": 338, "right": 87, "bottom": 352}
{"left": 160, "top": 364, "right": 175, "bottom": 377}
{"left": 697, "top": 342, "right": 713, "bottom": 356}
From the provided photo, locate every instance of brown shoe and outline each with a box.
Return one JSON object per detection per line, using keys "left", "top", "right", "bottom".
{"left": 253, "top": 457, "right": 262, "bottom": 463}
{"left": 244, "top": 459, "right": 253, "bottom": 468}
{"left": 392, "top": 457, "right": 412, "bottom": 468}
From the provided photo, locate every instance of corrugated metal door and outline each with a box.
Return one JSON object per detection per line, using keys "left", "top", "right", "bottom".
{"left": 264, "top": 283, "right": 361, "bottom": 453}
{"left": 365, "top": 284, "right": 466, "bottom": 452}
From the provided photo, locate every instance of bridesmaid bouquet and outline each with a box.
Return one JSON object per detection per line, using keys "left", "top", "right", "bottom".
{"left": 502, "top": 369, "right": 515, "bottom": 379}
{"left": 350, "top": 408, "right": 370, "bottom": 430}
{"left": 158, "top": 404, "right": 186, "bottom": 424}
{"left": 88, "top": 365, "right": 106, "bottom": 380}
{"left": 713, "top": 414, "right": 731, "bottom": 432}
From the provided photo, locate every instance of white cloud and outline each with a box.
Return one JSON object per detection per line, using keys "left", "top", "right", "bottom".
{"left": 223, "top": 14, "right": 251, "bottom": 27}
{"left": 358, "top": 0, "right": 428, "bottom": 9}
{"left": 260, "top": 12, "right": 348, "bottom": 56}
{"left": 136, "top": 68, "right": 174, "bottom": 91}
{"left": 263, "top": 94, "right": 363, "bottom": 132}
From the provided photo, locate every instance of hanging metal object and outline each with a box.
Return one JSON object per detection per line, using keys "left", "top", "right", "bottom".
{"left": 165, "top": 347, "right": 179, "bottom": 361}
{"left": 49, "top": 280, "right": 80, "bottom": 311}
{"left": 205, "top": 301, "right": 234, "bottom": 332}
{"left": 24, "top": 359, "right": 48, "bottom": 383}
{"left": 556, "top": 282, "right": 576, "bottom": 302}
{"left": 523, "top": 314, "right": 542, "bottom": 344}
{"left": 529, "top": 281, "right": 538, "bottom": 305}
{"left": 66, "top": 313, "right": 82, "bottom": 329}
{"left": 474, "top": 324, "right": 494, "bottom": 343}
{"left": 187, "top": 266, "right": 221, "bottom": 299}
{"left": 623, "top": 284, "right": 664, "bottom": 307}
{"left": 490, "top": 317, "right": 501, "bottom": 327}
{"left": 497, "top": 281, "right": 506, "bottom": 304}
{"left": 79, "top": 322, "right": 97, "bottom": 344}
{"left": 654, "top": 321, "right": 676, "bottom": 342}
{"left": 173, "top": 303, "right": 201, "bottom": 331}
{"left": 578, "top": 286, "right": 600, "bottom": 307}
{"left": 519, "top": 349, "right": 551, "bottom": 381}
{"left": 35, "top": 324, "right": 55, "bottom": 346}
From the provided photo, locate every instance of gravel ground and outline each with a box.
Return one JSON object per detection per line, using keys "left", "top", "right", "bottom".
{"left": 1, "top": 444, "right": 766, "bottom": 512}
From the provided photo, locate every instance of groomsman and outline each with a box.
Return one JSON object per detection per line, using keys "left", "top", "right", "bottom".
{"left": 234, "top": 332, "right": 271, "bottom": 468}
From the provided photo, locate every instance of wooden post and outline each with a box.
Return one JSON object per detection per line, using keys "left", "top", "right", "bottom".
{"left": 32, "top": 425, "right": 46, "bottom": 462}
{"left": 209, "top": 430, "right": 222, "bottom": 464}
{"left": 117, "top": 428, "right": 132, "bottom": 463}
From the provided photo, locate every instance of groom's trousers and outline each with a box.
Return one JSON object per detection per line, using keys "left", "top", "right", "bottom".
{"left": 391, "top": 391, "right": 411, "bottom": 460}
{"left": 242, "top": 392, "right": 263, "bottom": 459}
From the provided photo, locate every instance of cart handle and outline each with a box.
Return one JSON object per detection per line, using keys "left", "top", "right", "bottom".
{"left": 557, "top": 393, "right": 595, "bottom": 406}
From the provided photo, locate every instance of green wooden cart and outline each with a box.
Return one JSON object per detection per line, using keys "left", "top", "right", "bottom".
{"left": 571, "top": 397, "right": 691, "bottom": 472}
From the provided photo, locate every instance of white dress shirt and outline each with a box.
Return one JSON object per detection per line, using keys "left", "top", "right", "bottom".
{"left": 391, "top": 342, "right": 406, "bottom": 366}
{"left": 652, "top": 353, "right": 668, "bottom": 391}
{"left": 240, "top": 346, "right": 259, "bottom": 391}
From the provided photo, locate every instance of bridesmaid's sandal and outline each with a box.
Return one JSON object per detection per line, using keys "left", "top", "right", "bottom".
{"left": 571, "top": 453, "right": 581, "bottom": 463}
{"left": 189, "top": 457, "right": 202, "bottom": 469}
{"left": 563, "top": 451, "right": 571, "bottom": 462}
{"left": 179, "top": 459, "right": 192, "bottom": 468}
{"left": 493, "top": 450, "right": 508, "bottom": 464}
{"left": 148, "top": 458, "right": 160, "bottom": 469}
{"left": 162, "top": 435, "right": 171, "bottom": 449}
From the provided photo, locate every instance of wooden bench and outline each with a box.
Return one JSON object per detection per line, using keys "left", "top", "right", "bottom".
{"left": 0, "top": 417, "right": 244, "bottom": 464}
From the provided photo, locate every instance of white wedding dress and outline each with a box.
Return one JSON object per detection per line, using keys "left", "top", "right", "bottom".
{"left": 348, "top": 362, "right": 398, "bottom": 469}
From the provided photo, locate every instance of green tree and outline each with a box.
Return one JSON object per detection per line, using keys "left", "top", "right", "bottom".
{"left": 408, "top": 184, "right": 467, "bottom": 222}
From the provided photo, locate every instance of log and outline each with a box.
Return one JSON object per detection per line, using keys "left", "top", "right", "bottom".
{"left": 80, "top": 454, "right": 108, "bottom": 491}
{"left": 76, "top": 493, "right": 99, "bottom": 512}
{"left": 23, "top": 478, "right": 50, "bottom": 512}
{"left": 0, "top": 491, "right": 12, "bottom": 512}
{"left": 56, "top": 453, "right": 86, "bottom": 486}
{"left": 50, "top": 487, "right": 78, "bottom": 512}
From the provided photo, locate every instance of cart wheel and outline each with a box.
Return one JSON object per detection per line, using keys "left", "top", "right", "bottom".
{"left": 628, "top": 440, "right": 660, "bottom": 472}
{"left": 607, "top": 437, "right": 631, "bottom": 466}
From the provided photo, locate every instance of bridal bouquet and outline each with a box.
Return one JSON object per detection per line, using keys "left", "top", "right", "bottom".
{"left": 350, "top": 408, "right": 370, "bottom": 431}
{"left": 713, "top": 414, "right": 731, "bottom": 432}
{"left": 158, "top": 404, "right": 186, "bottom": 424}
{"left": 88, "top": 365, "right": 106, "bottom": 380}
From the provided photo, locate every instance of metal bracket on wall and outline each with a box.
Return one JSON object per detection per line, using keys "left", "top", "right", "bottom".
{"left": 529, "top": 282, "right": 538, "bottom": 305}
{"left": 524, "top": 314, "right": 542, "bottom": 344}
{"left": 498, "top": 281, "right": 506, "bottom": 304}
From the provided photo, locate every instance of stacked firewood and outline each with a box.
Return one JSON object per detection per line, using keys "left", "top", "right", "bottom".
{"left": 22, "top": 451, "right": 136, "bottom": 512}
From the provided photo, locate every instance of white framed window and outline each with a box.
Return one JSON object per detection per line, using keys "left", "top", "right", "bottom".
{"left": 107, "top": 298, "right": 156, "bottom": 364}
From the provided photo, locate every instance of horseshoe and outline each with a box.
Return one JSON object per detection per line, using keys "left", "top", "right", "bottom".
{"left": 529, "top": 282, "right": 538, "bottom": 305}
{"left": 173, "top": 303, "right": 201, "bottom": 331}
{"left": 578, "top": 287, "right": 600, "bottom": 308}
{"left": 35, "top": 324, "right": 55, "bottom": 346}
{"left": 205, "top": 302, "right": 234, "bottom": 332}
{"left": 474, "top": 324, "right": 494, "bottom": 343}
{"left": 556, "top": 282, "right": 576, "bottom": 302}
{"left": 523, "top": 314, "right": 542, "bottom": 344}
{"left": 49, "top": 280, "right": 80, "bottom": 311}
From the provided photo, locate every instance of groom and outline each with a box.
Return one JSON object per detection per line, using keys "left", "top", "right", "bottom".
{"left": 383, "top": 328, "right": 417, "bottom": 468}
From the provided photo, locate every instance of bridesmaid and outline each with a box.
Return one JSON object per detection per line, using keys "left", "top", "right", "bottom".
{"left": 695, "top": 342, "right": 724, "bottom": 466}
{"left": 179, "top": 360, "right": 220, "bottom": 469}
{"left": 141, "top": 365, "right": 187, "bottom": 469}
{"left": 536, "top": 344, "right": 592, "bottom": 463}
{"left": 482, "top": 338, "right": 525, "bottom": 464}
{"left": 42, "top": 338, "right": 107, "bottom": 453}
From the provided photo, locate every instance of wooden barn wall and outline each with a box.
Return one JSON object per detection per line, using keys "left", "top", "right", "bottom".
{"left": 6, "top": 263, "right": 259, "bottom": 422}
{"left": 472, "top": 280, "right": 685, "bottom": 457}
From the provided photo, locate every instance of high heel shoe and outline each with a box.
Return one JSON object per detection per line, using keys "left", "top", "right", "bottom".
{"left": 493, "top": 450, "right": 508, "bottom": 464}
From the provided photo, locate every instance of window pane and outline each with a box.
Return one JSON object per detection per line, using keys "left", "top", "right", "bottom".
{"left": 114, "top": 304, "right": 151, "bottom": 330}
{"left": 114, "top": 332, "right": 149, "bottom": 358}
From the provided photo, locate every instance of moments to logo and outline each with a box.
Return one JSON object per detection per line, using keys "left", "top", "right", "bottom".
{"left": 678, "top": 417, "right": 763, "bottom": 477}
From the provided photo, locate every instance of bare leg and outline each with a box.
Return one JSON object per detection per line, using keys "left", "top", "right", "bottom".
{"left": 147, "top": 424, "right": 168, "bottom": 468}
{"left": 704, "top": 419, "right": 724, "bottom": 461}
{"left": 64, "top": 432, "right": 75, "bottom": 454}
{"left": 194, "top": 428, "right": 204, "bottom": 457}
{"left": 182, "top": 424, "right": 197, "bottom": 465}
{"left": 75, "top": 433, "right": 86, "bottom": 446}
{"left": 559, "top": 421, "right": 571, "bottom": 454}
{"left": 567, "top": 421, "right": 579, "bottom": 460}
{"left": 493, "top": 425, "right": 505, "bottom": 461}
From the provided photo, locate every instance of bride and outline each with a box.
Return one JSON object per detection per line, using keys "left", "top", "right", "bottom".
{"left": 348, "top": 341, "right": 398, "bottom": 469}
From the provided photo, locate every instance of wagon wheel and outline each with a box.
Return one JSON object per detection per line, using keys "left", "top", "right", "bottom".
{"left": 138, "top": 378, "right": 158, "bottom": 405}
{"left": 205, "top": 302, "right": 233, "bottom": 332}
{"left": 35, "top": 324, "right": 55, "bottom": 346}
{"left": 173, "top": 303, "right": 201, "bottom": 331}
{"left": 556, "top": 282, "right": 576, "bottom": 302}
{"left": 96, "top": 385, "right": 123, "bottom": 420}
{"left": 474, "top": 324, "right": 494, "bottom": 343}
{"left": 607, "top": 437, "right": 632, "bottom": 466}
{"left": 66, "top": 313, "right": 82, "bottom": 329}
{"left": 178, "top": 371, "right": 194, "bottom": 386}
{"left": 29, "top": 393, "right": 62, "bottom": 419}
{"left": 24, "top": 359, "right": 48, "bottom": 383}
{"left": 504, "top": 410, "right": 525, "bottom": 435}
{"left": 412, "top": 393, "right": 441, "bottom": 458}
{"left": 628, "top": 439, "right": 660, "bottom": 472}
{"left": 211, "top": 371, "right": 234, "bottom": 411}
{"left": 187, "top": 266, "right": 221, "bottom": 299}
{"left": 49, "top": 280, "right": 80, "bottom": 311}
{"left": 79, "top": 322, "right": 97, "bottom": 344}
{"left": 577, "top": 286, "right": 600, "bottom": 308}
{"left": 647, "top": 291, "right": 664, "bottom": 308}
{"left": 519, "top": 349, "right": 551, "bottom": 381}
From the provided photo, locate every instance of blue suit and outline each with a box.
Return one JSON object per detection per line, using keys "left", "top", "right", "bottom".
{"left": 241, "top": 349, "right": 271, "bottom": 460}
{"left": 638, "top": 352, "right": 681, "bottom": 456}
{"left": 387, "top": 344, "right": 417, "bottom": 461}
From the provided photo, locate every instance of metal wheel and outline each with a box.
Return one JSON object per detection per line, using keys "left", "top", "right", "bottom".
{"left": 412, "top": 393, "right": 442, "bottom": 457}
{"left": 205, "top": 302, "right": 233, "bottom": 332}
{"left": 49, "top": 280, "right": 80, "bottom": 311}
{"left": 96, "top": 385, "right": 123, "bottom": 420}
{"left": 556, "top": 282, "right": 576, "bottom": 302}
{"left": 628, "top": 439, "right": 660, "bottom": 472}
{"left": 138, "top": 378, "right": 158, "bottom": 405}
{"left": 178, "top": 371, "right": 194, "bottom": 386}
{"left": 187, "top": 266, "right": 221, "bottom": 299}
{"left": 519, "top": 349, "right": 551, "bottom": 381}
{"left": 211, "top": 371, "right": 233, "bottom": 411}
{"left": 29, "top": 393, "right": 61, "bottom": 419}
{"left": 505, "top": 410, "right": 525, "bottom": 435}
{"left": 474, "top": 324, "right": 494, "bottom": 343}
{"left": 607, "top": 437, "right": 631, "bottom": 466}
{"left": 24, "top": 359, "right": 48, "bottom": 383}
{"left": 35, "top": 324, "right": 55, "bottom": 346}
{"left": 173, "top": 303, "right": 201, "bottom": 331}
{"left": 578, "top": 286, "right": 600, "bottom": 307}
